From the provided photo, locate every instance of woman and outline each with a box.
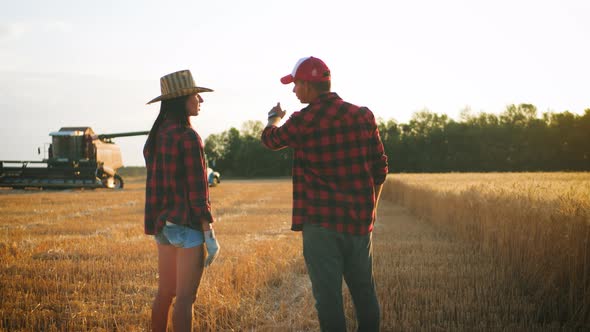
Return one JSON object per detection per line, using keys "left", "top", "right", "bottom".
{"left": 144, "top": 70, "right": 220, "bottom": 332}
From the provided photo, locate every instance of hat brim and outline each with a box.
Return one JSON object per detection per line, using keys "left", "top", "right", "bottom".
{"left": 280, "top": 74, "right": 294, "bottom": 85}
{"left": 147, "top": 86, "right": 213, "bottom": 104}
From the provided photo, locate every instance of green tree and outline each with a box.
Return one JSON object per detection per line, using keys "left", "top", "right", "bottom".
{"left": 205, "top": 105, "right": 590, "bottom": 176}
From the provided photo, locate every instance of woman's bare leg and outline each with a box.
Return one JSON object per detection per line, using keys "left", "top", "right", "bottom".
{"left": 172, "top": 244, "right": 205, "bottom": 332}
{"left": 152, "top": 244, "right": 177, "bottom": 332}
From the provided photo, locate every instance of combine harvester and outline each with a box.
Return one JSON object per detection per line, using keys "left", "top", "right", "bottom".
{"left": 0, "top": 127, "right": 148, "bottom": 190}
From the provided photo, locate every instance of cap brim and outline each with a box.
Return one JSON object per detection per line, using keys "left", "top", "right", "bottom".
{"left": 146, "top": 86, "right": 213, "bottom": 104}
{"left": 280, "top": 74, "right": 294, "bottom": 84}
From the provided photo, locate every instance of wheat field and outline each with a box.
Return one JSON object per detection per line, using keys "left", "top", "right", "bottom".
{"left": 1, "top": 174, "right": 588, "bottom": 331}
{"left": 384, "top": 172, "right": 590, "bottom": 328}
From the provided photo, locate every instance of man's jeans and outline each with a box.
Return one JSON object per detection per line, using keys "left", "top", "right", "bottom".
{"left": 303, "top": 223, "right": 380, "bottom": 332}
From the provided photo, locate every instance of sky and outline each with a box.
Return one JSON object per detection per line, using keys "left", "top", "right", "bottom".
{"left": 1, "top": 0, "right": 589, "bottom": 166}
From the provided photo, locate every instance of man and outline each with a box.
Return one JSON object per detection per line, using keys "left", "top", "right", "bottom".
{"left": 261, "top": 56, "right": 388, "bottom": 332}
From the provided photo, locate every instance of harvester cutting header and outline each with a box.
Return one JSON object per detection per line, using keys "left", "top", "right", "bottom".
{"left": 0, "top": 127, "right": 148, "bottom": 189}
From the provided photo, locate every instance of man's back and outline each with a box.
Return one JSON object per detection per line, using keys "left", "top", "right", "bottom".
{"left": 262, "top": 92, "right": 388, "bottom": 234}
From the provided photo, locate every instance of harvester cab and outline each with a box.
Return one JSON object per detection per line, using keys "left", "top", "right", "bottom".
{"left": 0, "top": 127, "right": 148, "bottom": 190}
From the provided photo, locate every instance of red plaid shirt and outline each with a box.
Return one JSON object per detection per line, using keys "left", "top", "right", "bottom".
{"left": 143, "top": 119, "right": 213, "bottom": 235}
{"left": 261, "top": 92, "right": 388, "bottom": 235}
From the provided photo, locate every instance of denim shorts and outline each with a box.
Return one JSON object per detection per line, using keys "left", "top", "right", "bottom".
{"left": 155, "top": 221, "right": 204, "bottom": 248}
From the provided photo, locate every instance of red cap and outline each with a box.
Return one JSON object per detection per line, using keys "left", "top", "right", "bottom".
{"left": 280, "top": 56, "right": 331, "bottom": 84}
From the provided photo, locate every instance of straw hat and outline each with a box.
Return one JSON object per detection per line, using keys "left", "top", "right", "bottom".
{"left": 147, "top": 70, "right": 213, "bottom": 104}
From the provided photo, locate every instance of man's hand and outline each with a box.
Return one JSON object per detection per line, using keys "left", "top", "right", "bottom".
{"left": 204, "top": 229, "right": 219, "bottom": 267}
{"left": 267, "top": 102, "right": 286, "bottom": 127}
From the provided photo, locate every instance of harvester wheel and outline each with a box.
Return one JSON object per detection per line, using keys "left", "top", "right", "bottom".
{"left": 113, "top": 174, "right": 124, "bottom": 189}
{"left": 211, "top": 176, "right": 220, "bottom": 187}
{"left": 103, "top": 174, "right": 124, "bottom": 189}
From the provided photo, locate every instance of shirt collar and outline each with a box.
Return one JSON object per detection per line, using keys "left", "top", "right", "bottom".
{"left": 311, "top": 92, "right": 339, "bottom": 104}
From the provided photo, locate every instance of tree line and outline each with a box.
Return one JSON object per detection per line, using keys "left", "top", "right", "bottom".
{"left": 204, "top": 104, "right": 590, "bottom": 177}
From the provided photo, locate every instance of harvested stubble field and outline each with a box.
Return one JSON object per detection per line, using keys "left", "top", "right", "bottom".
{"left": 1, "top": 174, "right": 588, "bottom": 331}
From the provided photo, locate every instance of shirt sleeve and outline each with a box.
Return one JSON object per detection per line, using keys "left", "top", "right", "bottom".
{"left": 261, "top": 112, "right": 302, "bottom": 150}
{"left": 182, "top": 130, "right": 214, "bottom": 223}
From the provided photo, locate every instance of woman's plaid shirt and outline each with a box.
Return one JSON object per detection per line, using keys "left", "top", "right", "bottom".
{"left": 143, "top": 119, "right": 213, "bottom": 235}
{"left": 261, "top": 92, "right": 388, "bottom": 235}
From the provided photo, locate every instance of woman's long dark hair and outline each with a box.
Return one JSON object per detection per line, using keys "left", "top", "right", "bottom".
{"left": 144, "top": 95, "right": 191, "bottom": 156}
